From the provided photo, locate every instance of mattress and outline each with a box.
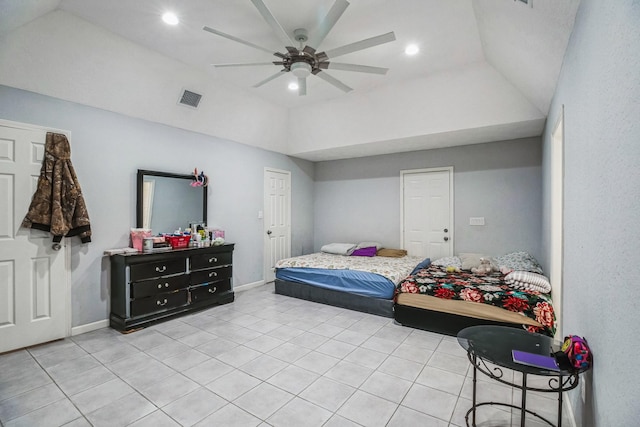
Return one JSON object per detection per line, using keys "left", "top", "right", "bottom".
{"left": 395, "top": 264, "right": 556, "bottom": 336}
{"left": 276, "top": 267, "right": 395, "bottom": 299}
{"left": 275, "top": 252, "right": 422, "bottom": 300}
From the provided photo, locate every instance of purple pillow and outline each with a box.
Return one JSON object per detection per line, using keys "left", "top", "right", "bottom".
{"left": 351, "top": 246, "right": 377, "bottom": 257}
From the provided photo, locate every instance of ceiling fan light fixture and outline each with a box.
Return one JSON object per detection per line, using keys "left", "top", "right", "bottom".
{"left": 290, "top": 62, "right": 312, "bottom": 78}
{"left": 405, "top": 44, "right": 419, "bottom": 56}
{"left": 288, "top": 82, "right": 299, "bottom": 91}
{"left": 162, "top": 12, "right": 179, "bottom": 26}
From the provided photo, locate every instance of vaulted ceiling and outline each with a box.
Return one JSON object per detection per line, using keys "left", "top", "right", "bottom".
{"left": 0, "top": 0, "right": 580, "bottom": 161}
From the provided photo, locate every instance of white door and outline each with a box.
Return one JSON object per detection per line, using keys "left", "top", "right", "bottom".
{"left": 401, "top": 168, "right": 453, "bottom": 259}
{"left": 0, "top": 121, "right": 69, "bottom": 353}
{"left": 264, "top": 168, "right": 291, "bottom": 283}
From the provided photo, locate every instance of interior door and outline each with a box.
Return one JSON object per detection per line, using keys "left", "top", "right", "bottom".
{"left": 0, "top": 121, "right": 69, "bottom": 353}
{"left": 263, "top": 168, "right": 291, "bottom": 283}
{"left": 402, "top": 168, "right": 453, "bottom": 259}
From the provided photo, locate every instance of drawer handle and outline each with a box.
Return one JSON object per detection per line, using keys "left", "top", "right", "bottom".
{"left": 155, "top": 266, "right": 167, "bottom": 273}
{"left": 208, "top": 287, "right": 217, "bottom": 294}
{"left": 208, "top": 257, "right": 218, "bottom": 263}
{"left": 208, "top": 271, "right": 218, "bottom": 278}
{"left": 157, "top": 282, "right": 170, "bottom": 289}
{"left": 157, "top": 299, "right": 168, "bottom": 306}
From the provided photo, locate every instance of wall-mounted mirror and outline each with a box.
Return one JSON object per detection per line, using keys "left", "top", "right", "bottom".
{"left": 136, "top": 169, "right": 207, "bottom": 234}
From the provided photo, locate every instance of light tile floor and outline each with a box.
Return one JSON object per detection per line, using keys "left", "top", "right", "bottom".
{"left": 0, "top": 284, "right": 568, "bottom": 427}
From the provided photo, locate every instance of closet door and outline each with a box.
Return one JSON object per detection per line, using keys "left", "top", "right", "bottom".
{"left": 401, "top": 168, "right": 453, "bottom": 259}
{"left": 263, "top": 168, "right": 291, "bottom": 283}
{"left": 0, "top": 121, "right": 69, "bottom": 353}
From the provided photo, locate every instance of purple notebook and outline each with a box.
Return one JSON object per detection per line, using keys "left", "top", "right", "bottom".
{"left": 512, "top": 350, "right": 560, "bottom": 371}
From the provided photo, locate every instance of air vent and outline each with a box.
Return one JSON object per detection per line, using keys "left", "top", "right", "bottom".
{"left": 178, "top": 89, "right": 202, "bottom": 108}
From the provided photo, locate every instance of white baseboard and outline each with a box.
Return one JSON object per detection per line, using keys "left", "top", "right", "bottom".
{"left": 71, "top": 319, "right": 110, "bottom": 336}
{"left": 234, "top": 280, "right": 265, "bottom": 292}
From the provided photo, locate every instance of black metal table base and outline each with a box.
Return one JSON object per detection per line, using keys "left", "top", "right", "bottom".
{"left": 465, "top": 353, "right": 579, "bottom": 427}
{"left": 465, "top": 400, "right": 557, "bottom": 426}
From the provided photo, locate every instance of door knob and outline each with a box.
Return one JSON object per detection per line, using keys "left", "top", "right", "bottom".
{"left": 266, "top": 230, "right": 272, "bottom": 235}
{"left": 444, "top": 228, "right": 448, "bottom": 233}
{"left": 444, "top": 236, "right": 449, "bottom": 242}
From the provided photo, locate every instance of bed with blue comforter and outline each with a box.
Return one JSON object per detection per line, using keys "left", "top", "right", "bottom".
{"left": 274, "top": 252, "right": 422, "bottom": 317}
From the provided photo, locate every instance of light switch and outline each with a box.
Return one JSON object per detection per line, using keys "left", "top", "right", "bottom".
{"left": 258, "top": 210, "right": 263, "bottom": 219}
{"left": 469, "top": 217, "right": 485, "bottom": 226}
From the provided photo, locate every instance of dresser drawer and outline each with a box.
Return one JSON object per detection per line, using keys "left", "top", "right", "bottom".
{"left": 131, "top": 274, "right": 189, "bottom": 299}
{"left": 190, "top": 280, "right": 231, "bottom": 303}
{"left": 191, "top": 265, "right": 232, "bottom": 286}
{"left": 190, "top": 251, "right": 232, "bottom": 271}
{"left": 130, "top": 259, "right": 185, "bottom": 282}
{"left": 130, "top": 290, "right": 188, "bottom": 317}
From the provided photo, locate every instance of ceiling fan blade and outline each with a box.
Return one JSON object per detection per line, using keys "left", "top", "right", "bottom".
{"left": 250, "top": 0, "right": 295, "bottom": 46}
{"left": 253, "top": 71, "right": 286, "bottom": 88}
{"left": 303, "top": 45, "right": 316, "bottom": 56}
{"left": 326, "top": 63, "right": 389, "bottom": 75}
{"left": 315, "top": 71, "right": 352, "bottom": 93}
{"left": 213, "top": 62, "right": 274, "bottom": 68}
{"left": 323, "top": 31, "right": 396, "bottom": 59}
{"left": 203, "top": 26, "right": 274, "bottom": 55}
{"left": 286, "top": 46, "right": 300, "bottom": 55}
{"left": 298, "top": 77, "right": 307, "bottom": 96}
{"left": 307, "top": 0, "right": 350, "bottom": 49}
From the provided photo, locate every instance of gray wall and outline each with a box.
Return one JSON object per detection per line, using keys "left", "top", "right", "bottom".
{"left": 0, "top": 85, "right": 315, "bottom": 328}
{"left": 314, "top": 138, "right": 542, "bottom": 261}
{"left": 541, "top": 1, "right": 640, "bottom": 425}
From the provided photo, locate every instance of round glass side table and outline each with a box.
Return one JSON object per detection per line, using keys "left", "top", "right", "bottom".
{"left": 457, "top": 325, "right": 584, "bottom": 427}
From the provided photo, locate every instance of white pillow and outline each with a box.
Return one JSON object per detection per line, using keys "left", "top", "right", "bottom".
{"left": 504, "top": 271, "right": 551, "bottom": 293}
{"left": 495, "top": 251, "right": 544, "bottom": 274}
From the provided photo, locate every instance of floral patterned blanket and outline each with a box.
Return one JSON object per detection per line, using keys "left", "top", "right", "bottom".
{"left": 395, "top": 265, "right": 556, "bottom": 336}
{"left": 275, "top": 252, "right": 422, "bottom": 285}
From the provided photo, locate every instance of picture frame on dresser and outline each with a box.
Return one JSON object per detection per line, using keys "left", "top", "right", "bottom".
{"left": 109, "top": 243, "right": 234, "bottom": 332}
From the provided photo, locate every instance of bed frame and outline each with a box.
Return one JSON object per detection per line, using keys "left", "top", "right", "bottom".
{"left": 394, "top": 303, "right": 526, "bottom": 337}
{"left": 274, "top": 279, "right": 394, "bottom": 318}
{"left": 274, "top": 279, "right": 527, "bottom": 336}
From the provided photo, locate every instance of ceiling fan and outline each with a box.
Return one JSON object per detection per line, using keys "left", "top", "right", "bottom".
{"left": 203, "top": 0, "right": 396, "bottom": 96}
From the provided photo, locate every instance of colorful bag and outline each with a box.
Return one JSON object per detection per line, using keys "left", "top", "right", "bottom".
{"left": 560, "top": 335, "right": 592, "bottom": 370}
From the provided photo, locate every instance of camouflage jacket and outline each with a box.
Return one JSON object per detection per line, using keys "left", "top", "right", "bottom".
{"left": 22, "top": 132, "right": 91, "bottom": 244}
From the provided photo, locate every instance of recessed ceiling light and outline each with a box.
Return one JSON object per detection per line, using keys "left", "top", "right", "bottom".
{"left": 288, "top": 82, "right": 299, "bottom": 91}
{"left": 405, "top": 44, "right": 419, "bottom": 56}
{"left": 162, "top": 12, "right": 179, "bottom": 26}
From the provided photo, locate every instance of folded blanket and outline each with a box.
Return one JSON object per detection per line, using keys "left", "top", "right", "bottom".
{"left": 504, "top": 271, "right": 552, "bottom": 293}
{"left": 320, "top": 242, "right": 357, "bottom": 256}
{"left": 351, "top": 246, "right": 377, "bottom": 257}
{"left": 377, "top": 248, "right": 407, "bottom": 258}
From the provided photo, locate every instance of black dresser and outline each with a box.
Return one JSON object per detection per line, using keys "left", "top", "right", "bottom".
{"left": 109, "top": 243, "right": 234, "bottom": 331}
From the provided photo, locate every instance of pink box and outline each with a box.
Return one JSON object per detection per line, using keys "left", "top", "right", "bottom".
{"left": 130, "top": 229, "right": 151, "bottom": 251}
{"left": 212, "top": 229, "right": 225, "bottom": 239}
